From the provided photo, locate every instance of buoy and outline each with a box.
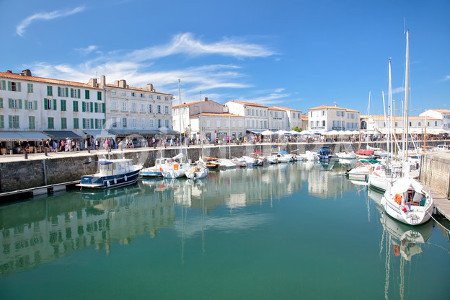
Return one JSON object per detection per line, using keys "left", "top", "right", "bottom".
{"left": 114, "top": 178, "right": 117, "bottom": 184}
{"left": 124, "top": 175, "right": 127, "bottom": 181}
{"left": 174, "top": 163, "right": 179, "bottom": 170}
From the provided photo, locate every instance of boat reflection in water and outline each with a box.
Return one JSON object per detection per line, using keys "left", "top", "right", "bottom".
{"left": 369, "top": 188, "right": 433, "bottom": 300}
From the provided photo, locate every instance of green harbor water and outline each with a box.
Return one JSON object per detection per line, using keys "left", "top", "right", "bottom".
{"left": 0, "top": 162, "right": 449, "bottom": 299}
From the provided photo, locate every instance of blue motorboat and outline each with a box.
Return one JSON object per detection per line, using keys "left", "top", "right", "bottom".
{"left": 318, "top": 146, "right": 332, "bottom": 161}
{"left": 78, "top": 158, "right": 143, "bottom": 189}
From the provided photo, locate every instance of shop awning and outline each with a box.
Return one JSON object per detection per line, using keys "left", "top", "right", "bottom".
{"left": 43, "top": 130, "right": 81, "bottom": 140}
{"left": 84, "top": 130, "right": 116, "bottom": 139}
{"left": 0, "top": 131, "right": 50, "bottom": 141}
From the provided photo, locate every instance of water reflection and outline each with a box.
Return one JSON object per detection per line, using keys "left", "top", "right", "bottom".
{"left": 368, "top": 187, "right": 435, "bottom": 300}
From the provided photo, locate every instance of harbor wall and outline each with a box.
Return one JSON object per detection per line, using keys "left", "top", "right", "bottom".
{"left": 0, "top": 140, "right": 446, "bottom": 194}
{"left": 420, "top": 152, "right": 450, "bottom": 199}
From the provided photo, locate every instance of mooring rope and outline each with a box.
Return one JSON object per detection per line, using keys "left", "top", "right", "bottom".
{"left": 427, "top": 211, "right": 450, "bottom": 235}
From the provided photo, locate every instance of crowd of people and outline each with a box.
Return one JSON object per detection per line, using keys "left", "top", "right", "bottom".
{"left": 0, "top": 132, "right": 448, "bottom": 155}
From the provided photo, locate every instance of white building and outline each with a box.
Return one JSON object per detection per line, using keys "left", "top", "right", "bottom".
{"left": 308, "top": 105, "right": 360, "bottom": 132}
{"left": 270, "top": 106, "right": 302, "bottom": 130}
{"left": 419, "top": 109, "right": 450, "bottom": 131}
{"left": 225, "top": 100, "right": 269, "bottom": 133}
{"left": 360, "top": 115, "right": 443, "bottom": 134}
{"left": 173, "top": 98, "right": 244, "bottom": 141}
{"left": 0, "top": 69, "right": 105, "bottom": 141}
{"left": 103, "top": 78, "right": 174, "bottom": 137}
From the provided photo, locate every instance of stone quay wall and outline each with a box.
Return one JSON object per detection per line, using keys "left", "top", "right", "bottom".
{"left": 420, "top": 151, "right": 450, "bottom": 199}
{"left": 0, "top": 140, "right": 446, "bottom": 193}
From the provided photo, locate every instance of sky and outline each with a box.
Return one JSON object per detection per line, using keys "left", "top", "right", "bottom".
{"left": 1, "top": 0, "right": 449, "bottom": 115}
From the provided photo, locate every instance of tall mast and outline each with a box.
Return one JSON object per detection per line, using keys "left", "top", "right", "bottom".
{"left": 178, "top": 79, "right": 182, "bottom": 147}
{"left": 388, "top": 58, "right": 393, "bottom": 160}
{"left": 403, "top": 30, "right": 410, "bottom": 160}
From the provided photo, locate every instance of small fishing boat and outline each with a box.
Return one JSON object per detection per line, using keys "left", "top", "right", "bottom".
{"left": 161, "top": 153, "right": 190, "bottom": 179}
{"left": 78, "top": 158, "right": 142, "bottom": 189}
{"left": 186, "top": 160, "right": 209, "bottom": 180}
{"left": 140, "top": 157, "right": 170, "bottom": 177}
{"left": 318, "top": 146, "right": 332, "bottom": 161}
{"left": 297, "top": 151, "right": 318, "bottom": 161}
{"left": 216, "top": 158, "right": 237, "bottom": 169}
{"left": 335, "top": 151, "right": 356, "bottom": 159}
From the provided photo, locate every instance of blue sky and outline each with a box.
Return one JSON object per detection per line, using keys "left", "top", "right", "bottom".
{"left": 1, "top": 0, "right": 449, "bottom": 115}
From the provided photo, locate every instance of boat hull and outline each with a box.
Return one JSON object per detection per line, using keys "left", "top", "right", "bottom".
{"left": 78, "top": 169, "right": 141, "bottom": 189}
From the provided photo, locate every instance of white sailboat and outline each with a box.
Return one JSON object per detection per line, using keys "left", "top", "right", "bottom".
{"left": 380, "top": 30, "right": 434, "bottom": 225}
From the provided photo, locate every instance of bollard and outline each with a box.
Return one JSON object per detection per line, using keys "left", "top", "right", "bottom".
{"left": 44, "top": 147, "right": 48, "bottom": 156}
{"left": 24, "top": 151, "right": 28, "bottom": 159}
{"left": 88, "top": 147, "right": 90, "bottom": 153}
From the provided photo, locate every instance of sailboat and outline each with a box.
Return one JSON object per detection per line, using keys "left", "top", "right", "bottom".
{"left": 380, "top": 30, "right": 434, "bottom": 225}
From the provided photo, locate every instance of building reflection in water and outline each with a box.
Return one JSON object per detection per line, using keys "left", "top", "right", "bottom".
{"left": 0, "top": 162, "right": 396, "bottom": 276}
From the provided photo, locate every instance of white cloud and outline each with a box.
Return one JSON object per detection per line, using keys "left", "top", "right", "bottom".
{"left": 16, "top": 6, "right": 85, "bottom": 37}
{"left": 76, "top": 45, "right": 99, "bottom": 55}
{"left": 29, "top": 32, "right": 275, "bottom": 102}
{"left": 129, "top": 33, "right": 275, "bottom": 60}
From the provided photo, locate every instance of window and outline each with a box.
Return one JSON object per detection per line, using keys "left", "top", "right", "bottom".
{"left": 111, "top": 100, "right": 118, "bottom": 111}
{"left": 157, "top": 95, "right": 161, "bottom": 100}
{"left": 0, "top": 80, "right": 6, "bottom": 90}
{"left": 73, "top": 101, "right": 79, "bottom": 112}
{"left": 0, "top": 115, "right": 4, "bottom": 128}
{"left": 131, "top": 92, "right": 136, "bottom": 97}
{"left": 73, "top": 118, "right": 79, "bottom": 129}
{"left": 94, "top": 103, "right": 99, "bottom": 113}
{"left": 27, "top": 83, "right": 33, "bottom": 93}
{"left": 48, "top": 117, "right": 54, "bottom": 129}
{"left": 112, "top": 117, "right": 117, "bottom": 128}
{"left": 132, "top": 102, "right": 137, "bottom": 112}
{"left": 418, "top": 122, "right": 421, "bottom": 126}
{"left": 8, "top": 81, "right": 22, "bottom": 92}
{"left": 61, "top": 100, "right": 67, "bottom": 111}
{"left": 165, "top": 120, "right": 169, "bottom": 128}
{"left": 0, "top": 98, "right": 2, "bottom": 108}
{"left": 322, "top": 120, "right": 325, "bottom": 127}
{"left": 131, "top": 118, "right": 137, "bottom": 128}
{"left": 44, "top": 98, "right": 52, "bottom": 110}
{"left": 157, "top": 105, "right": 161, "bottom": 113}
{"left": 165, "top": 106, "right": 169, "bottom": 114}
{"left": 140, "top": 93, "right": 144, "bottom": 98}
{"left": 435, "top": 121, "right": 438, "bottom": 126}
{"left": 149, "top": 119, "right": 154, "bottom": 128}
{"left": 47, "top": 86, "right": 53, "bottom": 96}
{"left": 158, "top": 119, "right": 162, "bottom": 128}
{"left": 122, "top": 118, "right": 127, "bottom": 128}
{"left": 58, "top": 87, "right": 69, "bottom": 97}
{"left": 8, "top": 98, "right": 22, "bottom": 109}
{"left": 9, "top": 115, "right": 20, "bottom": 129}
{"left": 97, "top": 91, "right": 102, "bottom": 100}
{"left": 61, "top": 118, "right": 67, "bottom": 129}
{"left": 70, "top": 88, "right": 81, "bottom": 98}
{"left": 25, "top": 100, "right": 37, "bottom": 110}
{"left": 122, "top": 102, "right": 127, "bottom": 112}
{"left": 322, "top": 110, "right": 325, "bottom": 116}
{"left": 409, "top": 122, "right": 412, "bottom": 126}
{"left": 85, "top": 90, "right": 90, "bottom": 99}
{"left": 427, "top": 122, "right": 430, "bottom": 126}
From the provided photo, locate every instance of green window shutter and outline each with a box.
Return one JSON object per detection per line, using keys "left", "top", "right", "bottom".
{"left": 44, "top": 98, "right": 48, "bottom": 110}
{"left": 8, "top": 115, "right": 12, "bottom": 128}
{"left": 53, "top": 99, "right": 57, "bottom": 110}
{"left": 73, "top": 101, "right": 78, "bottom": 112}
{"left": 78, "top": 89, "right": 81, "bottom": 99}
{"left": 82, "top": 102, "right": 86, "bottom": 112}
{"left": 85, "top": 90, "right": 90, "bottom": 99}
{"left": 8, "top": 98, "right": 13, "bottom": 108}
{"left": 73, "top": 118, "right": 79, "bottom": 129}
{"left": 91, "top": 118, "right": 94, "bottom": 128}
{"left": 58, "top": 87, "right": 61, "bottom": 97}
{"left": 0, "top": 80, "right": 5, "bottom": 90}
{"left": 94, "top": 103, "right": 98, "bottom": 113}
{"left": 0, "top": 98, "right": 3, "bottom": 108}
{"left": 7, "top": 81, "right": 12, "bottom": 91}
{"left": 18, "top": 99, "right": 22, "bottom": 109}
{"left": 34, "top": 100, "right": 37, "bottom": 110}
{"left": 102, "top": 103, "right": 106, "bottom": 113}
{"left": 65, "top": 87, "right": 68, "bottom": 97}
{"left": 17, "top": 82, "right": 21, "bottom": 92}
{"left": 0, "top": 115, "right": 3, "bottom": 128}
{"left": 90, "top": 102, "right": 93, "bottom": 112}
{"left": 24, "top": 100, "right": 28, "bottom": 109}
{"left": 97, "top": 91, "right": 102, "bottom": 100}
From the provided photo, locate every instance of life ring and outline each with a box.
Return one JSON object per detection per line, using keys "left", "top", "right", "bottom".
{"left": 394, "top": 193, "right": 402, "bottom": 205}
{"left": 124, "top": 175, "right": 128, "bottom": 181}
{"left": 159, "top": 167, "right": 163, "bottom": 172}
{"left": 174, "top": 163, "right": 179, "bottom": 170}
{"left": 114, "top": 178, "right": 117, "bottom": 184}
{"left": 107, "top": 181, "right": 110, "bottom": 187}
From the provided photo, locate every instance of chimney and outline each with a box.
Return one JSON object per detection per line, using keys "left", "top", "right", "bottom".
{"left": 119, "top": 80, "right": 127, "bottom": 88}
{"left": 100, "top": 75, "right": 106, "bottom": 88}
{"left": 6, "top": 70, "right": 12, "bottom": 73}
{"left": 115, "top": 80, "right": 120, "bottom": 87}
{"left": 21, "top": 69, "right": 32, "bottom": 76}
{"left": 146, "top": 83, "right": 154, "bottom": 92}
{"left": 88, "top": 78, "right": 98, "bottom": 87}
{"left": 204, "top": 97, "right": 208, "bottom": 101}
